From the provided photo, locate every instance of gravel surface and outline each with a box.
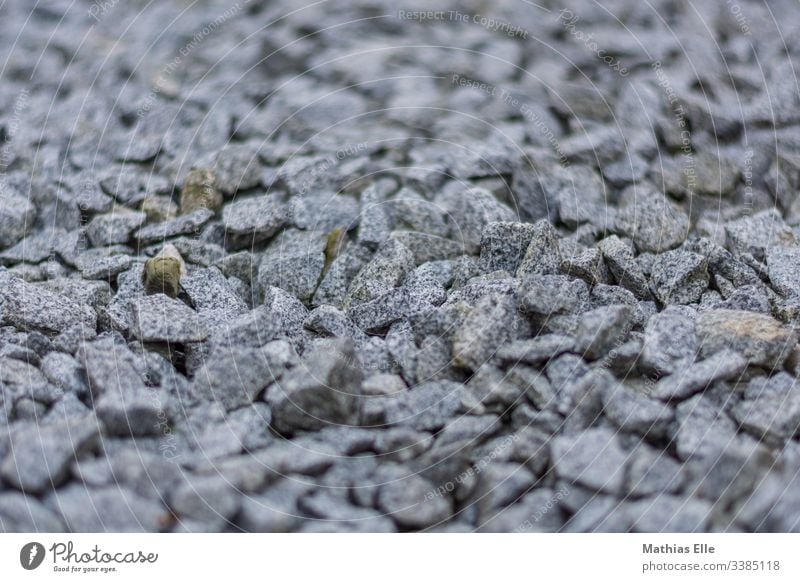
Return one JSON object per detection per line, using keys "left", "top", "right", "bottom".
{"left": 1, "top": 0, "right": 800, "bottom": 532}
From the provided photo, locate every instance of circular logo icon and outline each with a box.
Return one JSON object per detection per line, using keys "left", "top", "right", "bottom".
{"left": 20, "top": 542, "right": 45, "bottom": 570}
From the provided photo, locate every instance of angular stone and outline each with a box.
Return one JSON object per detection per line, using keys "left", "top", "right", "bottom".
{"left": 257, "top": 229, "right": 326, "bottom": 303}
{"left": 452, "top": 293, "right": 518, "bottom": 371}
{"left": 344, "top": 238, "right": 414, "bottom": 308}
{"left": 86, "top": 208, "right": 146, "bottom": 246}
{"left": 725, "top": 209, "right": 795, "bottom": 261}
{"left": 135, "top": 208, "right": 214, "bottom": 245}
{"left": 653, "top": 350, "right": 749, "bottom": 401}
{"left": 0, "top": 190, "right": 35, "bottom": 250}
{"left": 551, "top": 428, "right": 628, "bottom": 494}
{"left": 598, "top": 235, "right": 651, "bottom": 298}
{"left": 1, "top": 414, "right": 100, "bottom": 493}
{"left": 266, "top": 339, "right": 363, "bottom": 434}
{"left": 221, "top": 194, "right": 288, "bottom": 247}
{"left": 46, "top": 484, "right": 168, "bottom": 532}
{"left": 478, "top": 221, "right": 535, "bottom": 274}
{"left": 697, "top": 309, "right": 795, "bottom": 368}
{"left": 516, "top": 219, "right": 562, "bottom": 277}
{"left": 194, "top": 343, "right": 287, "bottom": 411}
{"left": 640, "top": 307, "right": 698, "bottom": 374}
{"left": 650, "top": 249, "right": 709, "bottom": 305}
{"left": 574, "top": 305, "right": 634, "bottom": 360}
{"left": 131, "top": 294, "right": 208, "bottom": 343}
{"left": 0, "top": 271, "right": 96, "bottom": 334}
{"left": 377, "top": 474, "right": 452, "bottom": 529}
{"left": 518, "top": 274, "right": 589, "bottom": 316}
{"left": 614, "top": 191, "right": 689, "bottom": 253}
{"left": 603, "top": 384, "right": 673, "bottom": 437}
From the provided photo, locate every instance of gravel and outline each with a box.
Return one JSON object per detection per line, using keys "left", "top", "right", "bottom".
{"left": 1, "top": 0, "right": 799, "bottom": 534}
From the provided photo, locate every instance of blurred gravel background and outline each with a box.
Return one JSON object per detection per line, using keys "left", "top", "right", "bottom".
{"left": 1, "top": 0, "right": 800, "bottom": 532}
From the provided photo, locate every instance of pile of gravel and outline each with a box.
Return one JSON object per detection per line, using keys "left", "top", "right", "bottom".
{"left": 2, "top": 0, "right": 800, "bottom": 532}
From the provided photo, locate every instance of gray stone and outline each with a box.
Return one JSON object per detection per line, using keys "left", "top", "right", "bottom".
{"left": 257, "top": 229, "right": 327, "bottom": 303}
{"left": 625, "top": 495, "right": 712, "bottom": 532}
{"left": 41, "top": 351, "right": 89, "bottom": 397}
{"left": 672, "top": 395, "right": 739, "bottom": 461}
{"left": 181, "top": 267, "right": 248, "bottom": 328}
{"left": 266, "top": 338, "right": 364, "bottom": 434}
{"left": 435, "top": 185, "right": 515, "bottom": 254}
{"left": 46, "top": 484, "right": 168, "bottom": 532}
{"left": 640, "top": 307, "right": 698, "bottom": 374}
{"left": 389, "top": 231, "right": 464, "bottom": 265}
{"left": 614, "top": 191, "right": 689, "bottom": 253}
{"left": 603, "top": 384, "right": 673, "bottom": 437}
{"left": 625, "top": 445, "right": 684, "bottom": 497}
{"left": 0, "top": 271, "right": 96, "bottom": 334}
{"left": 131, "top": 294, "right": 208, "bottom": 343}
{"left": 135, "top": 208, "right": 214, "bottom": 245}
{"left": 392, "top": 187, "right": 448, "bottom": 236}
{"left": 377, "top": 474, "right": 452, "bottom": 529}
{"left": 650, "top": 250, "right": 709, "bottom": 305}
{"left": 0, "top": 491, "right": 64, "bottom": 532}
{"left": 194, "top": 343, "right": 287, "bottom": 411}
{"left": 452, "top": 293, "right": 518, "bottom": 371}
{"left": 653, "top": 350, "right": 749, "bottom": 401}
{"left": 86, "top": 208, "right": 146, "bottom": 246}
{"left": 170, "top": 476, "right": 241, "bottom": 526}
{"left": 1, "top": 414, "right": 100, "bottom": 493}
{"left": 357, "top": 179, "right": 395, "bottom": 248}
{"left": 221, "top": 194, "right": 288, "bottom": 248}
{"left": 574, "top": 305, "right": 634, "bottom": 360}
{"left": 344, "top": 238, "right": 414, "bottom": 308}
{"left": 598, "top": 235, "right": 651, "bottom": 298}
{"left": 697, "top": 309, "right": 795, "bottom": 369}
{"left": 561, "top": 247, "right": 611, "bottom": 285}
{"left": 478, "top": 221, "right": 535, "bottom": 274}
{"left": 725, "top": 209, "right": 795, "bottom": 261}
{"left": 551, "top": 428, "right": 629, "bottom": 494}
{"left": 733, "top": 380, "right": 800, "bottom": 442}
{"left": 0, "top": 190, "right": 35, "bottom": 250}
{"left": 518, "top": 274, "right": 589, "bottom": 317}
{"left": 766, "top": 245, "right": 800, "bottom": 298}
{"left": 495, "top": 335, "right": 574, "bottom": 366}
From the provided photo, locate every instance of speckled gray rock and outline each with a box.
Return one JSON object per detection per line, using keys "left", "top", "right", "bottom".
{"left": 766, "top": 245, "right": 800, "bottom": 298}
{"left": 574, "top": 304, "right": 634, "bottom": 360}
{"left": 266, "top": 338, "right": 363, "bottom": 434}
{"left": 257, "top": 229, "right": 327, "bottom": 303}
{"left": 478, "top": 221, "right": 536, "bottom": 274}
{"left": 344, "top": 238, "right": 414, "bottom": 308}
{"left": 697, "top": 309, "right": 795, "bottom": 369}
{"left": 435, "top": 185, "right": 515, "bottom": 254}
{"left": 650, "top": 249, "right": 709, "bottom": 305}
{"left": 653, "top": 349, "right": 748, "bottom": 401}
{"left": 86, "top": 208, "right": 146, "bottom": 246}
{"left": 194, "top": 342, "right": 289, "bottom": 411}
{"left": 551, "top": 428, "right": 628, "bottom": 494}
{"left": 452, "top": 293, "right": 518, "bottom": 371}
{"left": 1, "top": 414, "right": 100, "bottom": 493}
{"left": 135, "top": 208, "right": 214, "bottom": 245}
{"left": 41, "top": 351, "right": 89, "bottom": 397}
{"left": 0, "top": 271, "right": 96, "bottom": 334}
{"left": 603, "top": 384, "right": 673, "bottom": 437}
{"left": 45, "top": 484, "right": 168, "bottom": 532}
{"left": 640, "top": 307, "right": 698, "bottom": 374}
{"left": 516, "top": 219, "right": 562, "bottom": 277}
{"left": 614, "top": 191, "right": 689, "bottom": 253}
{"left": 0, "top": 190, "right": 35, "bottom": 250}
{"left": 377, "top": 474, "right": 452, "bottom": 529}
{"left": 221, "top": 194, "right": 289, "bottom": 249}
{"left": 598, "top": 235, "right": 651, "bottom": 299}
{"left": 725, "top": 209, "right": 795, "bottom": 261}
{"left": 131, "top": 294, "right": 208, "bottom": 343}
{"left": 518, "top": 274, "right": 589, "bottom": 317}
